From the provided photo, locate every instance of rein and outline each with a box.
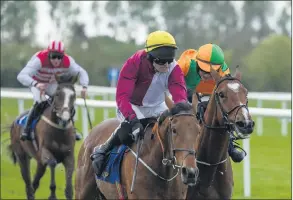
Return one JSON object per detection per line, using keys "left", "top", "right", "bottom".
{"left": 196, "top": 76, "right": 248, "bottom": 167}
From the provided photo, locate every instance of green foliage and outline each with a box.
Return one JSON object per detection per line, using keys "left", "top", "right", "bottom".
{"left": 1, "top": 1, "right": 37, "bottom": 43}
{"left": 242, "top": 34, "right": 291, "bottom": 92}
{"left": 66, "top": 36, "right": 141, "bottom": 86}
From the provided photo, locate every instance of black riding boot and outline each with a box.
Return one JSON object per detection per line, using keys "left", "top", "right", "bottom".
{"left": 75, "top": 131, "right": 83, "bottom": 141}
{"left": 90, "top": 128, "right": 121, "bottom": 176}
{"left": 228, "top": 137, "right": 246, "bottom": 163}
{"left": 20, "top": 103, "right": 39, "bottom": 141}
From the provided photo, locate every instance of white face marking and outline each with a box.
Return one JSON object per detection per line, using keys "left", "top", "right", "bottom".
{"left": 61, "top": 88, "right": 74, "bottom": 121}
{"left": 240, "top": 102, "right": 249, "bottom": 121}
{"left": 227, "top": 82, "right": 240, "bottom": 92}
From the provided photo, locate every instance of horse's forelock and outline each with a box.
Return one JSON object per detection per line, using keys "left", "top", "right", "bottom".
{"left": 57, "top": 83, "right": 76, "bottom": 94}
{"left": 170, "top": 102, "right": 192, "bottom": 115}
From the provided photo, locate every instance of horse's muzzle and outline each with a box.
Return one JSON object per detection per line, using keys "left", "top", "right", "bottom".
{"left": 235, "top": 120, "right": 255, "bottom": 135}
{"left": 181, "top": 167, "right": 199, "bottom": 186}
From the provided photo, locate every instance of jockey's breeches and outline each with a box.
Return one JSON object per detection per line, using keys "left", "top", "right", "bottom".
{"left": 116, "top": 102, "right": 168, "bottom": 122}
{"left": 30, "top": 83, "right": 58, "bottom": 103}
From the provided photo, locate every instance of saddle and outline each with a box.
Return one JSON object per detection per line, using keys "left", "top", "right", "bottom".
{"left": 16, "top": 100, "right": 52, "bottom": 139}
{"left": 95, "top": 117, "right": 157, "bottom": 185}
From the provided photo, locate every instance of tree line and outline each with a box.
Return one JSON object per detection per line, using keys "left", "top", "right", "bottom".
{"left": 1, "top": 1, "right": 291, "bottom": 92}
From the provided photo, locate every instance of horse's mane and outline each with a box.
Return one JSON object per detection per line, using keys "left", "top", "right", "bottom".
{"left": 57, "top": 83, "right": 76, "bottom": 92}
{"left": 158, "top": 102, "right": 192, "bottom": 125}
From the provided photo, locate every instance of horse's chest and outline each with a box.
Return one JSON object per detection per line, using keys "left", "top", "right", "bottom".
{"left": 44, "top": 140, "right": 73, "bottom": 155}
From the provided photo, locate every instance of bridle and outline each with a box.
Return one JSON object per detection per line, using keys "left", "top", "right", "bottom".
{"left": 161, "top": 113, "right": 197, "bottom": 168}
{"left": 40, "top": 87, "right": 76, "bottom": 128}
{"left": 196, "top": 75, "right": 249, "bottom": 166}
{"left": 129, "top": 112, "right": 198, "bottom": 182}
{"left": 200, "top": 76, "right": 249, "bottom": 132}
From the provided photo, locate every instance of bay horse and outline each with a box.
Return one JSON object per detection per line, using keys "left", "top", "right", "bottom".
{"left": 185, "top": 67, "right": 255, "bottom": 199}
{"left": 8, "top": 74, "right": 78, "bottom": 200}
{"left": 75, "top": 102, "right": 201, "bottom": 199}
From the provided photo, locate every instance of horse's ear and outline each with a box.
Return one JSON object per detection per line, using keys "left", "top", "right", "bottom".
{"left": 233, "top": 65, "right": 242, "bottom": 80}
{"left": 191, "top": 93, "right": 198, "bottom": 114}
{"left": 210, "top": 65, "right": 221, "bottom": 82}
{"left": 54, "top": 74, "right": 61, "bottom": 83}
{"left": 165, "top": 92, "right": 174, "bottom": 110}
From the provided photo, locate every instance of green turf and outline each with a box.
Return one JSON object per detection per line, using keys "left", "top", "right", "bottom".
{"left": 1, "top": 98, "right": 291, "bottom": 199}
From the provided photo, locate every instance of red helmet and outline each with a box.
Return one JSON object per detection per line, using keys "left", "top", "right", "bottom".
{"left": 48, "top": 40, "right": 65, "bottom": 53}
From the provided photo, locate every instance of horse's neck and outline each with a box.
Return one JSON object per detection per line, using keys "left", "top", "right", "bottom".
{"left": 196, "top": 97, "right": 230, "bottom": 188}
{"left": 43, "top": 106, "right": 58, "bottom": 123}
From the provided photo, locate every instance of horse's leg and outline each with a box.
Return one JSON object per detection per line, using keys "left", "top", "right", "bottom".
{"left": 32, "top": 162, "right": 47, "bottom": 192}
{"left": 40, "top": 147, "right": 57, "bottom": 200}
{"left": 18, "top": 154, "right": 35, "bottom": 200}
{"left": 62, "top": 154, "right": 74, "bottom": 200}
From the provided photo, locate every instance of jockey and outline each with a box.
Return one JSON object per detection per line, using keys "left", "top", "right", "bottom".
{"left": 177, "top": 43, "right": 246, "bottom": 163}
{"left": 17, "top": 40, "right": 89, "bottom": 141}
{"left": 90, "top": 30, "right": 187, "bottom": 176}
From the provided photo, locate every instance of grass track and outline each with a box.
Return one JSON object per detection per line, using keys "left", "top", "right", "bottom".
{"left": 1, "top": 98, "right": 291, "bottom": 199}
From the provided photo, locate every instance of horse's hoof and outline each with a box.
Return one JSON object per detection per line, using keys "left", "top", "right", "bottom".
{"left": 48, "top": 196, "right": 57, "bottom": 200}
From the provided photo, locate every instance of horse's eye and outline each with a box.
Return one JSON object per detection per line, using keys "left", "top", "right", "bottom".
{"left": 172, "top": 128, "right": 177, "bottom": 135}
{"left": 218, "top": 92, "right": 225, "bottom": 98}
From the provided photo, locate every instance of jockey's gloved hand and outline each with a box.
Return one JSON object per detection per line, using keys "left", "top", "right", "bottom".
{"left": 129, "top": 117, "right": 144, "bottom": 141}
{"left": 187, "top": 88, "right": 193, "bottom": 103}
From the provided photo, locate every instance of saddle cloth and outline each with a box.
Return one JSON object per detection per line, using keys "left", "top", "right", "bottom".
{"left": 95, "top": 119, "right": 156, "bottom": 185}
{"left": 16, "top": 114, "right": 39, "bottom": 130}
{"left": 96, "top": 145, "right": 129, "bottom": 184}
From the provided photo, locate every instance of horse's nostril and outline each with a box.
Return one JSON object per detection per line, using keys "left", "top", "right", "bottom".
{"left": 236, "top": 121, "right": 245, "bottom": 128}
{"left": 250, "top": 121, "right": 255, "bottom": 128}
{"left": 182, "top": 167, "right": 187, "bottom": 175}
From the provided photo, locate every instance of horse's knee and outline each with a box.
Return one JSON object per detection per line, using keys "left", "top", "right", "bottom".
{"left": 50, "top": 184, "right": 56, "bottom": 191}
{"left": 48, "top": 160, "right": 57, "bottom": 168}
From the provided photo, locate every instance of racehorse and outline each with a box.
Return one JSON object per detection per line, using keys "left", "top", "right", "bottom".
{"left": 166, "top": 67, "right": 255, "bottom": 199}
{"left": 8, "top": 74, "right": 78, "bottom": 200}
{"left": 75, "top": 102, "right": 201, "bottom": 200}
{"left": 186, "top": 67, "right": 255, "bottom": 199}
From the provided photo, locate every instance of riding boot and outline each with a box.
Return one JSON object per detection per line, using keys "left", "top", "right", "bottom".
{"left": 20, "top": 103, "right": 39, "bottom": 141}
{"left": 228, "top": 137, "right": 246, "bottom": 163}
{"left": 90, "top": 128, "right": 121, "bottom": 176}
{"left": 75, "top": 131, "right": 83, "bottom": 141}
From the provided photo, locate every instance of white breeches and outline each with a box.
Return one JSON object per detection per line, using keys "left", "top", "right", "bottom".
{"left": 30, "top": 83, "right": 58, "bottom": 103}
{"left": 116, "top": 102, "right": 168, "bottom": 122}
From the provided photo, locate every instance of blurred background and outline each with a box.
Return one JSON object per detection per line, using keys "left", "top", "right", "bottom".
{"left": 1, "top": 1, "right": 292, "bottom": 199}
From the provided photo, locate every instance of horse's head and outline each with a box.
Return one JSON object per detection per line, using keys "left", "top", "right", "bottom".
{"left": 52, "top": 74, "right": 78, "bottom": 124}
{"left": 209, "top": 66, "right": 255, "bottom": 138}
{"left": 155, "top": 102, "right": 200, "bottom": 186}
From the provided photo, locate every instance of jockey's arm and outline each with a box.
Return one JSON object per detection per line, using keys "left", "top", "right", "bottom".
{"left": 167, "top": 64, "right": 188, "bottom": 103}
{"left": 17, "top": 54, "right": 41, "bottom": 87}
{"left": 67, "top": 56, "right": 89, "bottom": 88}
{"left": 116, "top": 56, "right": 138, "bottom": 121}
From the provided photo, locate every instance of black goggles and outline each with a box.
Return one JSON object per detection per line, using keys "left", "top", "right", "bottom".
{"left": 153, "top": 57, "right": 173, "bottom": 65}
{"left": 49, "top": 53, "right": 64, "bottom": 60}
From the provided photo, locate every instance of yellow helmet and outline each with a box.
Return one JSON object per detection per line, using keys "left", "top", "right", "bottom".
{"left": 145, "top": 30, "right": 178, "bottom": 52}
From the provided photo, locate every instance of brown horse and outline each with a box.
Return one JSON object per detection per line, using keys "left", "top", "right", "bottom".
{"left": 75, "top": 102, "right": 201, "bottom": 199}
{"left": 183, "top": 67, "right": 255, "bottom": 199}
{"left": 8, "top": 75, "right": 78, "bottom": 200}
